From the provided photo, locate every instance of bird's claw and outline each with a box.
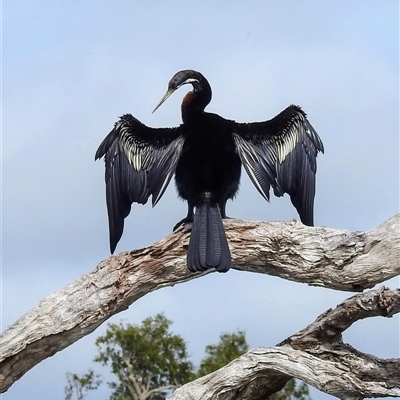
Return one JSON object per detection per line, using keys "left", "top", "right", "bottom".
{"left": 173, "top": 218, "right": 193, "bottom": 232}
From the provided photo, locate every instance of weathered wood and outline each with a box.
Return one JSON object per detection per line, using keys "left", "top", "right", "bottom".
{"left": 1, "top": 213, "right": 399, "bottom": 396}
{"left": 230, "top": 213, "right": 399, "bottom": 291}
{"left": 171, "top": 288, "right": 400, "bottom": 400}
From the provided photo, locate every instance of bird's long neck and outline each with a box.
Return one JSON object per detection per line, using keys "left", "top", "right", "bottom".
{"left": 181, "top": 80, "right": 212, "bottom": 123}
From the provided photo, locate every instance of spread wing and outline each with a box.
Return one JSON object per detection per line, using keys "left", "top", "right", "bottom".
{"left": 95, "top": 114, "right": 185, "bottom": 253}
{"left": 233, "top": 105, "right": 324, "bottom": 226}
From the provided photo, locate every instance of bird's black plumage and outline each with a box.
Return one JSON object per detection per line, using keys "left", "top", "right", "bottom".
{"left": 95, "top": 69, "right": 324, "bottom": 272}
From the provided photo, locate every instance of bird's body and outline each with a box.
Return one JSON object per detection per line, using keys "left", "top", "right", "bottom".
{"left": 175, "top": 113, "right": 241, "bottom": 212}
{"left": 96, "top": 70, "right": 324, "bottom": 272}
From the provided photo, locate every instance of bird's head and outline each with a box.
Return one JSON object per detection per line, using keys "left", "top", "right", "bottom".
{"left": 152, "top": 70, "right": 211, "bottom": 114}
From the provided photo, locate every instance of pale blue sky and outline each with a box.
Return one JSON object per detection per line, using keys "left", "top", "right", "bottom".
{"left": 2, "top": 1, "right": 399, "bottom": 399}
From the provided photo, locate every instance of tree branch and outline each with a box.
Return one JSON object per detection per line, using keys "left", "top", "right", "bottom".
{"left": 1, "top": 213, "right": 399, "bottom": 395}
{"left": 122, "top": 354, "right": 143, "bottom": 400}
{"left": 170, "top": 288, "right": 400, "bottom": 400}
{"left": 230, "top": 213, "right": 399, "bottom": 291}
{"left": 281, "top": 286, "right": 400, "bottom": 346}
{"left": 146, "top": 384, "right": 176, "bottom": 397}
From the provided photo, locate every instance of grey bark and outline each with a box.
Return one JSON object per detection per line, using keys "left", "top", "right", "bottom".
{"left": 1, "top": 213, "right": 399, "bottom": 398}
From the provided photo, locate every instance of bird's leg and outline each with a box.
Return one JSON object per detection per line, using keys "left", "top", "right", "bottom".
{"left": 218, "top": 200, "right": 233, "bottom": 219}
{"left": 173, "top": 203, "right": 195, "bottom": 231}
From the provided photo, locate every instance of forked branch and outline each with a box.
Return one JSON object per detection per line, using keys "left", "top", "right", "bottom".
{"left": 1, "top": 213, "right": 399, "bottom": 396}
{"left": 171, "top": 288, "right": 400, "bottom": 399}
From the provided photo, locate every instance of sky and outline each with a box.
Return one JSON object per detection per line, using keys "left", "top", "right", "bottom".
{"left": 1, "top": 1, "right": 399, "bottom": 399}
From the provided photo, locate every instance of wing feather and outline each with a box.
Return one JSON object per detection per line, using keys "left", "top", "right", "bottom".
{"left": 95, "top": 114, "right": 184, "bottom": 253}
{"left": 234, "top": 105, "right": 324, "bottom": 226}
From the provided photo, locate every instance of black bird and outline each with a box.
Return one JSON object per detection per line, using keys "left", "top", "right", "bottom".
{"left": 95, "top": 70, "right": 324, "bottom": 273}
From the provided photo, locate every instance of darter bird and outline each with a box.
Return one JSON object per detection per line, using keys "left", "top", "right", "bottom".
{"left": 95, "top": 70, "right": 324, "bottom": 273}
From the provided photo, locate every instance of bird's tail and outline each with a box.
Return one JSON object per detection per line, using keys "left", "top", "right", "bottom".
{"left": 187, "top": 201, "right": 231, "bottom": 273}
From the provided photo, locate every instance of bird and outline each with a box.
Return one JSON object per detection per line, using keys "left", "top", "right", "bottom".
{"left": 95, "top": 69, "right": 324, "bottom": 273}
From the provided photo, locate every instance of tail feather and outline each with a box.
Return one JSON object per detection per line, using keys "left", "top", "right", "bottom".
{"left": 187, "top": 202, "right": 231, "bottom": 273}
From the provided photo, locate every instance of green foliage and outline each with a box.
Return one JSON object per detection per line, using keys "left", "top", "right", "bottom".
{"left": 94, "top": 314, "right": 193, "bottom": 399}
{"left": 64, "top": 370, "right": 102, "bottom": 400}
{"left": 197, "top": 330, "right": 249, "bottom": 376}
{"left": 65, "top": 314, "right": 311, "bottom": 400}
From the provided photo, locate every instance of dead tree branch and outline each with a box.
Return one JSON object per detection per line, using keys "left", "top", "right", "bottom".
{"left": 1, "top": 213, "right": 399, "bottom": 396}
{"left": 171, "top": 287, "right": 400, "bottom": 400}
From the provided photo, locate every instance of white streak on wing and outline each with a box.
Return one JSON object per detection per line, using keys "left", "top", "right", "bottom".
{"left": 243, "top": 153, "right": 269, "bottom": 201}
{"left": 133, "top": 154, "right": 141, "bottom": 171}
{"left": 152, "top": 159, "right": 172, "bottom": 206}
{"left": 277, "top": 122, "right": 301, "bottom": 164}
{"left": 121, "top": 138, "right": 142, "bottom": 171}
{"left": 119, "top": 124, "right": 149, "bottom": 171}
{"left": 233, "top": 133, "right": 269, "bottom": 201}
{"left": 128, "top": 148, "right": 134, "bottom": 167}
{"left": 152, "top": 170, "right": 171, "bottom": 207}
{"left": 152, "top": 137, "right": 185, "bottom": 206}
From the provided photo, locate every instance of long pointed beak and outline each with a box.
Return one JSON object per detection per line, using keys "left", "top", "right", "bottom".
{"left": 152, "top": 88, "right": 176, "bottom": 114}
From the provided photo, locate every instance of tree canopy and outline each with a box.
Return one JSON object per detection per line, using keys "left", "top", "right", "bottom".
{"left": 93, "top": 314, "right": 193, "bottom": 400}
{"left": 198, "top": 331, "right": 249, "bottom": 376}
{"left": 65, "top": 314, "right": 311, "bottom": 400}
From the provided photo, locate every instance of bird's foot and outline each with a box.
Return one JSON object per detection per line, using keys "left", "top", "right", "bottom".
{"left": 173, "top": 217, "right": 193, "bottom": 231}
{"left": 221, "top": 215, "right": 234, "bottom": 220}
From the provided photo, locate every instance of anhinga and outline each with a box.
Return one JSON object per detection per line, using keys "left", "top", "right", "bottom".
{"left": 95, "top": 70, "right": 324, "bottom": 273}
